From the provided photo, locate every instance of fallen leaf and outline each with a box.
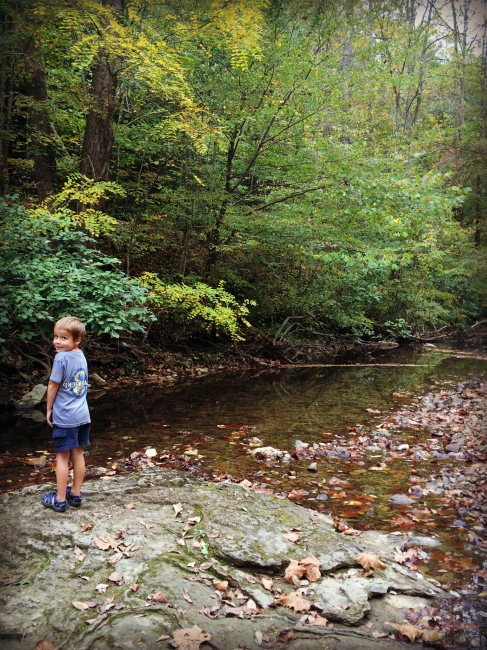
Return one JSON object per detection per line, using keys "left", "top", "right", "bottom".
{"left": 176, "top": 538, "right": 185, "bottom": 546}
{"left": 124, "top": 503, "right": 136, "bottom": 509}
{"left": 213, "top": 580, "right": 228, "bottom": 591}
{"left": 310, "top": 615, "right": 328, "bottom": 627}
{"left": 108, "top": 571, "right": 124, "bottom": 584}
{"left": 151, "top": 591, "right": 168, "bottom": 603}
{"left": 274, "top": 591, "right": 312, "bottom": 613}
{"left": 171, "top": 625, "right": 211, "bottom": 650}
{"left": 145, "top": 447, "right": 157, "bottom": 458}
{"left": 72, "top": 601, "right": 90, "bottom": 611}
{"left": 199, "top": 562, "right": 212, "bottom": 571}
{"left": 83, "top": 524, "right": 93, "bottom": 532}
{"left": 255, "top": 630, "right": 263, "bottom": 646}
{"left": 243, "top": 573, "right": 256, "bottom": 583}
{"left": 356, "top": 552, "right": 386, "bottom": 575}
{"left": 32, "top": 642, "right": 59, "bottom": 650}
{"left": 199, "top": 606, "right": 219, "bottom": 619}
{"left": 225, "top": 535, "right": 234, "bottom": 540}
{"left": 74, "top": 547, "right": 86, "bottom": 563}
{"left": 145, "top": 523, "right": 154, "bottom": 530}
{"left": 93, "top": 536, "right": 110, "bottom": 551}
{"left": 422, "top": 629, "right": 445, "bottom": 643}
{"left": 182, "top": 589, "right": 193, "bottom": 603}
{"left": 385, "top": 622, "right": 421, "bottom": 643}
{"left": 157, "top": 635, "right": 170, "bottom": 642}
{"left": 107, "top": 552, "right": 123, "bottom": 564}
{"left": 173, "top": 503, "right": 183, "bottom": 517}
{"left": 284, "top": 560, "right": 306, "bottom": 583}
{"left": 95, "top": 583, "right": 109, "bottom": 594}
{"left": 277, "top": 630, "right": 294, "bottom": 643}
{"left": 340, "top": 601, "right": 350, "bottom": 610}
{"left": 259, "top": 575, "right": 274, "bottom": 591}
{"left": 283, "top": 531, "right": 300, "bottom": 543}
{"left": 300, "top": 554, "right": 321, "bottom": 582}
{"left": 85, "top": 615, "right": 101, "bottom": 625}
{"left": 0, "top": 575, "right": 21, "bottom": 585}
{"left": 288, "top": 489, "right": 306, "bottom": 498}
{"left": 208, "top": 534, "right": 219, "bottom": 539}
{"left": 130, "top": 583, "right": 139, "bottom": 592}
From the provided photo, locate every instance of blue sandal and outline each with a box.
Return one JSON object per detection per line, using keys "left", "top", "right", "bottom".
{"left": 42, "top": 492, "right": 67, "bottom": 512}
{"left": 66, "top": 486, "right": 82, "bottom": 507}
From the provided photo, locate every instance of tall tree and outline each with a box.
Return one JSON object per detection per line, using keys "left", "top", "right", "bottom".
{"left": 79, "top": 0, "right": 124, "bottom": 184}
{"left": 24, "top": 30, "right": 57, "bottom": 201}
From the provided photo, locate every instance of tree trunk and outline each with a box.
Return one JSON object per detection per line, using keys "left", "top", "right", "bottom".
{"left": 24, "top": 35, "right": 57, "bottom": 203}
{"left": 79, "top": 0, "right": 124, "bottom": 187}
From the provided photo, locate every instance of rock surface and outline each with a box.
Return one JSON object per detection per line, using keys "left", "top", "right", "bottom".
{"left": 13, "top": 383, "right": 47, "bottom": 410}
{"left": 0, "top": 468, "right": 445, "bottom": 649}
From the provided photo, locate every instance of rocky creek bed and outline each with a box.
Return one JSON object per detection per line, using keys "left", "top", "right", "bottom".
{"left": 0, "top": 469, "right": 449, "bottom": 650}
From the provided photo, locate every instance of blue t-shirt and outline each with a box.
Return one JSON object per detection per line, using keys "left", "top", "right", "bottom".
{"left": 50, "top": 350, "right": 91, "bottom": 428}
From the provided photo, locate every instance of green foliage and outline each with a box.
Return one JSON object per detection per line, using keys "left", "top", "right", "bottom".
{"left": 1, "top": 0, "right": 486, "bottom": 345}
{"left": 139, "top": 273, "right": 255, "bottom": 341}
{"left": 0, "top": 196, "right": 151, "bottom": 340}
{"left": 51, "top": 175, "right": 125, "bottom": 236}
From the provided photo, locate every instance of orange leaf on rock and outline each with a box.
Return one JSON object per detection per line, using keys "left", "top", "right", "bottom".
{"left": 33, "top": 643, "right": 59, "bottom": 650}
{"left": 385, "top": 622, "right": 422, "bottom": 643}
{"left": 300, "top": 554, "right": 321, "bottom": 582}
{"left": 284, "top": 560, "right": 306, "bottom": 584}
{"left": 182, "top": 589, "right": 193, "bottom": 603}
{"left": 130, "top": 583, "right": 139, "bottom": 592}
{"left": 171, "top": 625, "right": 211, "bottom": 650}
{"left": 283, "top": 531, "right": 300, "bottom": 543}
{"left": 259, "top": 575, "right": 274, "bottom": 591}
{"left": 356, "top": 552, "right": 386, "bottom": 575}
{"left": 277, "top": 630, "right": 294, "bottom": 643}
{"left": 243, "top": 573, "right": 256, "bottom": 583}
{"left": 274, "top": 591, "right": 312, "bottom": 613}
{"left": 151, "top": 591, "right": 168, "bottom": 603}
{"left": 124, "top": 503, "right": 136, "bottom": 509}
{"left": 93, "top": 536, "right": 110, "bottom": 551}
{"left": 72, "top": 601, "right": 89, "bottom": 611}
{"left": 107, "top": 552, "right": 123, "bottom": 564}
{"left": 310, "top": 615, "right": 328, "bottom": 627}
{"left": 212, "top": 580, "right": 228, "bottom": 591}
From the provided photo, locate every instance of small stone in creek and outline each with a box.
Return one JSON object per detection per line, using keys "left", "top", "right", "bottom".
{"left": 316, "top": 493, "right": 328, "bottom": 500}
{"left": 308, "top": 463, "right": 318, "bottom": 472}
{"left": 389, "top": 494, "right": 414, "bottom": 505}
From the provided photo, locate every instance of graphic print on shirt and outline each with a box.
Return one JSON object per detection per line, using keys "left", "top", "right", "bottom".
{"left": 62, "top": 368, "right": 88, "bottom": 398}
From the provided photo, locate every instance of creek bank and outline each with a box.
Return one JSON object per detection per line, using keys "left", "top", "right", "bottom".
{"left": 0, "top": 468, "right": 448, "bottom": 650}
{"left": 1, "top": 338, "right": 406, "bottom": 407}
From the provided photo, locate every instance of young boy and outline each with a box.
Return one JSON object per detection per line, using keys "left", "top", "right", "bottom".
{"left": 41, "top": 316, "right": 90, "bottom": 513}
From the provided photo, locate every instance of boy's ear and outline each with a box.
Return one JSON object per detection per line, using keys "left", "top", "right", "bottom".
{"left": 75, "top": 337, "right": 82, "bottom": 346}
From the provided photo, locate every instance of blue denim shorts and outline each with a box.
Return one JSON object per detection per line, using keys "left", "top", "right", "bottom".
{"left": 52, "top": 423, "right": 90, "bottom": 452}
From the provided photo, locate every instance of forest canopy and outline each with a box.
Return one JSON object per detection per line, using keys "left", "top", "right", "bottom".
{"left": 0, "top": 0, "right": 486, "bottom": 348}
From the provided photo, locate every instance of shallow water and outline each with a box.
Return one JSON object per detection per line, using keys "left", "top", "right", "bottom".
{"left": 1, "top": 348, "right": 485, "bottom": 520}
{"left": 2, "top": 344, "right": 487, "bottom": 644}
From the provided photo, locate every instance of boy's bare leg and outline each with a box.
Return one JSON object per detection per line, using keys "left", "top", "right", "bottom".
{"left": 71, "top": 446, "right": 85, "bottom": 496}
{"left": 56, "top": 450, "right": 70, "bottom": 502}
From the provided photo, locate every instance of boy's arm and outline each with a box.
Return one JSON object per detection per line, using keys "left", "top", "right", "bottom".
{"left": 46, "top": 380, "right": 60, "bottom": 427}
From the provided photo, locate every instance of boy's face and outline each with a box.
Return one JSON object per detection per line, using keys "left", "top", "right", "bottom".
{"left": 53, "top": 326, "right": 82, "bottom": 352}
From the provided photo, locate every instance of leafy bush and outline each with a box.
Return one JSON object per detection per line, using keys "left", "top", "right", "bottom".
{"left": 139, "top": 273, "right": 255, "bottom": 341}
{"left": 0, "top": 196, "right": 151, "bottom": 340}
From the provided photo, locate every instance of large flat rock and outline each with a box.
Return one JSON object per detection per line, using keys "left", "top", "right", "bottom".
{"left": 0, "top": 468, "right": 446, "bottom": 649}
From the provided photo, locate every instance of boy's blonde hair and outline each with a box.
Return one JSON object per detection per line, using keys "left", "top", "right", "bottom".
{"left": 55, "top": 316, "right": 86, "bottom": 340}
